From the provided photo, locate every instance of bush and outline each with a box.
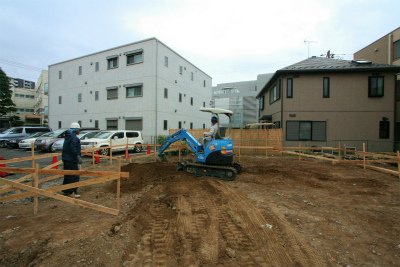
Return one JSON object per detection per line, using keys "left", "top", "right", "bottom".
{"left": 157, "top": 135, "right": 168, "bottom": 145}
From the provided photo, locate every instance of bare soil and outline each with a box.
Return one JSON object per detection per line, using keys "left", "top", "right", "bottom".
{"left": 1, "top": 156, "right": 399, "bottom": 266}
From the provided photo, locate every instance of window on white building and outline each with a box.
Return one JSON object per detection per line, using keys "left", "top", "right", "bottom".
{"left": 106, "top": 87, "right": 118, "bottom": 100}
{"left": 164, "top": 56, "right": 168, "bottom": 67}
{"left": 126, "top": 50, "right": 143, "bottom": 65}
{"left": 95, "top": 91, "right": 99, "bottom": 101}
{"left": 79, "top": 66, "right": 82, "bottom": 75}
{"left": 107, "top": 56, "right": 118, "bottom": 69}
{"left": 78, "top": 93, "right": 82, "bottom": 102}
{"left": 126, "top": 84, "right": 143, "bottom": 98}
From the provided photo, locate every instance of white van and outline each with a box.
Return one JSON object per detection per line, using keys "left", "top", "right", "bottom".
{"left": 80, "top": 130, "right": 143, "bottom": 156}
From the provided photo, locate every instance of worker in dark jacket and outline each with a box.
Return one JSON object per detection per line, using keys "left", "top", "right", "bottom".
{"left": 62, "top": 122, "right": 82, "bottom": 197}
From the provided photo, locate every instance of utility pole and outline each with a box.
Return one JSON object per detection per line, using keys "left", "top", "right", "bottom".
{"left": 304, "top": 39, "right": 317, "bottom": 58}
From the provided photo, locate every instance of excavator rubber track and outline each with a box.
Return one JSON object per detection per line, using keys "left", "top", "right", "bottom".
{"left": 182, "top": 163, "right": 237, "bottom": 181}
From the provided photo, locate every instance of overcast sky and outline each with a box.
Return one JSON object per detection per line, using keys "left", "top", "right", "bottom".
{"left": 0, "top": 0, "right": 398, "bottom": 85}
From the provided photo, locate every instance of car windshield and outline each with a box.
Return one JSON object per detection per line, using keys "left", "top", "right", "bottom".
{"left": 28, "top": 132, "right": 45, "bottom": 138}
{"left": 0, "top": 128, "right": 13, "bottom": 134}
{"left": 40, "top": 132, "right": 55, "bottom": 137}
{"left": 93, "top": 132, "right": 113, "bottom": 139}
{"left": 53, "top": 129, "right": 67, "bottom": 137}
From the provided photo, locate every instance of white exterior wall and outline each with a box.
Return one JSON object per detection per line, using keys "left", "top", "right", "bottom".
{"left": 48, "top": 38, "right": 212, "bottom": 142}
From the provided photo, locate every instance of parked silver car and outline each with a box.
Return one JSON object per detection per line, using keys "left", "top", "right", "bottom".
{"left": 34, "top": 129, "right": 69, "bottom": 152}
{"left": 51, "top": 130, "right": 101, "bottom": 152}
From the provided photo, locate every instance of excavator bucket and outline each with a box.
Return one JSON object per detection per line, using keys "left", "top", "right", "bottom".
{"left": 157, "top": 153, "right": 166, "bottom": 161}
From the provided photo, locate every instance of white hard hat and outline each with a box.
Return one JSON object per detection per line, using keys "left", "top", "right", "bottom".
{"left": 69, "top": 122, "right": 81, "bottom": 129}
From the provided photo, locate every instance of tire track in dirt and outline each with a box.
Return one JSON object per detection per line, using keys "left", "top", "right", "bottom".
{"left": 213, "top": 180, "right": 327, "bottom": 267}
{"left": 122, "top": 161, "right": 327, "bottom": 266}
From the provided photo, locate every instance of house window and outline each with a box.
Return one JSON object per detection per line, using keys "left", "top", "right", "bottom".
{"left": 287, "top": 78, "right": 293, "bottom": 98}
{"left": 369, "top": 76, "right": 384, "bottom": 97}
{"left": 203, "top": 80, "right": 206, "bottom": 87}
{"left": 190, "top": 97, "right": 193, "bottom": 106}
{"left": 95, "top": 91, "right": 99, "bottom": 101}
{"left": 178, "top": 121, "right": 182, "bottom": 129}
{"left": 44, "top": 83, "right": 48, "bottom": 95}
{"left": 59, "top": 71, "right": 62, "bottom": 79}
{"left": 58, "top": 121, "right": 62, "bottom": 128}
{"left": 179, "top": 66, "right": 183, "bottom": 74}
{"left": 203, "top": 124, "right": 205, "bottom": 129}
{"left": 106, "top": 87, "right": 118, "bottom": 100}
{"left": 394, "top": 40, "right": 400, "bottom": 60}
{"left": 59, "top": 96, "right": 62, "bottom": 104}
{"left": 95, "top": 62, "right": 99, "bottom": 72}
{"left": 106, "top": 119, "right": 118, "bottom": 130}
{"left": 126, "top": 51, "right": 143, "bottom": 65}
{"left": 323, "top": 77, "right": 330, "bottom": 98}
{"left": 260, "top": 96, "right": 265, "bottom": 110}
{"left": 190, "top": 122, "right": 193, "bottom": 129}
{"left": 164, "top": 120, "right": 168, "bottom": 130}
{"left": 379, "top": 120, "right": 390, "bottom": 139}
{"left": 286, "top": 121, "right": 326, "bottom": 141}
{"left": 164, "top": 88, "right": 168, "bottom": 99}
{"left": 164, "top": 56, "right": 168, "bottom": 67}
{"left": 107, "top": 56, "right": 118, "bottom": 69}
{"left": 203, "top": 101, "right": 205, "bottom": 108}
{"left": 78, "top": 93, "right": 82, "bottom": 102}
{"left": 179, "top": 93, "right": 182, "bottom": 103}
{"left": 79, "top": 66, "right": 82, "bottom": 75}
{"left": 94, "top": 120, "right": 99, "bottom": 128}
{"left": 126, "top": 85, "right": 142, "bottom": 98}
{"left": 78, "top": 120, "right": 82, "bottom": 127}
{"left": 269, "top": 84, "right": 280, "bottom": 104}
{"left": 191, "top": 72, "right": 193, "bottom": 81}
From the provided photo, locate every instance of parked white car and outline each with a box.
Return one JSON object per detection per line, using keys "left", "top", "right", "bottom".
{"left": 51, "top": 130, "right": 101, "bottom": 152}
{"left": 80, "top": 130, "right": 143, "bottom": 156}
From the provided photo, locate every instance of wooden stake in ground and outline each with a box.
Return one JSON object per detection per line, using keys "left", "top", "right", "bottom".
{"left": 110, "top": 138, "right": 113, "bottom": 165}
{"left": 92, "top": 144, "right": 95, "bottom": 168}
{"left": 33, "top": 164, "right": 39, "bottom": 214}
{"left": 31, "top": 144, "right": 35, "bottom": 169}
{"left": 299, "top": 143, "right": 302, "bottom": 161}
{"left": 117, "top": 157, "right": 121, "bottom": 210}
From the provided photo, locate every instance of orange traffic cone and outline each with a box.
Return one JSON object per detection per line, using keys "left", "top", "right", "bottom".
{"left": 147, "top": 146, "right": 151, "bottom": 154}
{"left": 51, "top": 156, "right": 58, "bottom": 169}
{"left": 124, "top": 147, "right": 130, "bottom": 159}
{"left": 95, "top": 150, "right": 100, "bottom": 164}
{"left": 0, "top": 156, "right": 7, "bottom": 177}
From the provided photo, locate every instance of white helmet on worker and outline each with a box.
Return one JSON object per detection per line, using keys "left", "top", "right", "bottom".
{"left": 69, "top": 122, "right": 81, "bottom": 130}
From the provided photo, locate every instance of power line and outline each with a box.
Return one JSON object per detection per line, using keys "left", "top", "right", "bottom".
{"left": 0, "top": 58, "right": 43, "bottom": 72}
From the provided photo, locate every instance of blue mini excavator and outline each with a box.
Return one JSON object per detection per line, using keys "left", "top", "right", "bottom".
{"left": 158, "top": 108, "right": 242, "bottom": 181}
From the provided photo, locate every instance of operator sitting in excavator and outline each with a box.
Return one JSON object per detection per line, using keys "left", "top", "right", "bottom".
{"left": 204, "top": 116, "right": 218, "bottom": 139}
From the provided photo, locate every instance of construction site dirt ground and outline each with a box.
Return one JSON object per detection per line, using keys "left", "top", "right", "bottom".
{"left": 1, "top": 156, "right": 400, "bottom": 267}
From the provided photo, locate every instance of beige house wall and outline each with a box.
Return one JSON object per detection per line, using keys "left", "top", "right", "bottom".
{"left": 260, "top": 70, "right": 398, "bottom": 152}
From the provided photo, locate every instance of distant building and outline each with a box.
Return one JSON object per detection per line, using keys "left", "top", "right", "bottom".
{"left": 48, "top": 38, "right": 212, "bottom": 142}
{"left": 31, "top": 70, "right": 49, "bottom": 125}
{"left": 257, "top": 57, "right": 400, "bottom": 152}
{"left": 354, "top": 27, "right": 400, "bottom": 66}
{"left": 11, "top": 78, "right": 36, "bottom": 89}
{"left": 212, "top": 73, "right": 273, "bottom": 128}
{"left": 8, "top": 77, "right": 36, "bottom": 125}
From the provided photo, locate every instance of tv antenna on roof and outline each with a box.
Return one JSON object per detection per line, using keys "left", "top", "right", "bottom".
{"left": 304, "top": 39, "right": 318, "bottom": 58}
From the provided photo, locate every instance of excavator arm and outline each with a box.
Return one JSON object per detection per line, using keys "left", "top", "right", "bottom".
{"left": 158, "top": 128, "right": 202, "bottom": 155}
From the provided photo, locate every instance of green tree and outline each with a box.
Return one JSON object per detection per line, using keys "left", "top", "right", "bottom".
{"left": 9, "top": 115, "right": 24, "bottom": 127}
{"left": 0, "top": 68, "right": 17, "bottom": 115}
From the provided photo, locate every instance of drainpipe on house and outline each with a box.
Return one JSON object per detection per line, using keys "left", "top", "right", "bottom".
{"left": 155, "top": 40, "right": 159, "bottom": 141}
{"left": 388, "top": 34, "right": 393, "bottom": 65}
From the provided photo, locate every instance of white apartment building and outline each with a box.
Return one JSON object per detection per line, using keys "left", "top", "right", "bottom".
{"left": 33, "top": 70, "right": 49, "bottom": 125}
{"left": 212, "top": 73, "right": 273, "bottom": 128}
{"left": 48, "top": 38, "right": 212, "bottom": 142}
